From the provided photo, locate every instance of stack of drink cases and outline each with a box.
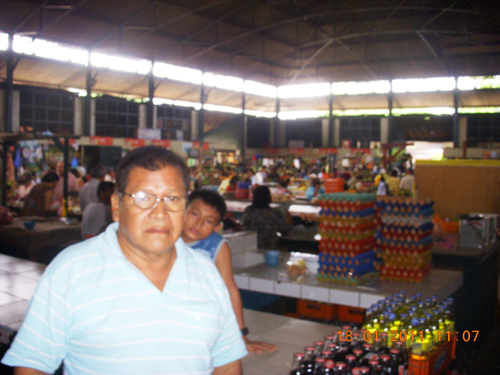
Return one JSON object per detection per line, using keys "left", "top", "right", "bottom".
{"left": 289, "top": 291, "right": 456, "bottom": 375}
{"left": 317, "top": 193, "right": 378, "bottom": 285}
{"left": 375, "top": 197, "right": 435, "bottom": 282}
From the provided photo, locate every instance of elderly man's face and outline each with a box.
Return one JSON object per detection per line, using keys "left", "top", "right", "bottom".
{"left": 111, "top": 165, "right": 186, "bottom": 259}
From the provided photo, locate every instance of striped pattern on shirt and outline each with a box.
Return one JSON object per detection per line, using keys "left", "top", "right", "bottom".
{"left": 2, "top": 223, "right": 247, "bottom": 374}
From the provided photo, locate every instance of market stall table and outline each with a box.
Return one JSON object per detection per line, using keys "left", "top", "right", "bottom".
{"left": 0, "top": 217, "right": 82, "bottom": 264}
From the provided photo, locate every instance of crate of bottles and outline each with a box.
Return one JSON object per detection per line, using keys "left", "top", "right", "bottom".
{"left": 376, "top": 196, "right": 434, "bottom": 283}
{"left": 408, "top": 334, "right": 456, "bottom": 375}
{"left": 317, "top": 193, "right": 378, "bottom": 285}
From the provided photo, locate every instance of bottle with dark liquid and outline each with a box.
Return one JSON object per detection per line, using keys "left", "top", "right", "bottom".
{"left": 313, "top": 357, "right": 326, "bottom": 375}
{"left": 289, "top": 352, "right": 305, "bottom": 375}
{"left": 303, "top": 346, "right": 316, "bottom": 374}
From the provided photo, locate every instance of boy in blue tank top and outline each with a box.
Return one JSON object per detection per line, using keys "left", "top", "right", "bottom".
{"left": 182, "top": 189, "right": 277, "bottom": 354}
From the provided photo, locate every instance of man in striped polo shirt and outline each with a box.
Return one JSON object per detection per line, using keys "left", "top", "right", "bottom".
{"left": 2, "top": 146, "right": 247, "bottom": 375}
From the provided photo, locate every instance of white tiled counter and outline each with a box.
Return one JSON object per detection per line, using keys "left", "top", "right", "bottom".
{"left": 232, "top": 250, "right": 463, "bottom": 308}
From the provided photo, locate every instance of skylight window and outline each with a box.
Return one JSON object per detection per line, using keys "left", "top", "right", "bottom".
{"left": 203, "top": 104, "right": 243, "bottom": 114}
{"left": 172, "top": 100, "right": 202, "bottom": 110}
{"left": 0, "top": 32, "right": 9, "bottom": 51}
{"left": 203, "top": 73, "right": 244, "bottom": 92}
{"left": 244, "top": 80, "right": 277, "bottom": 98}
{"left": 244, "top": 109, "right": 276, "bottom": 118}
{"left": 152, "top": 98, "right": 174, "bottom": 106}
{"left": 457, "top": 76, "right": 500, "bottom": 90}
{"left": 392, "top": 107, "right": 455, "bottom": 115}
{"left": 392, "top": 77, "right": 455, "bottom": 93}
{"left": 332, "top": 109, "right": 390, "bottom": 116}
{"left": 331, "top": 80, "right": 390, "bottom": 95}
{"left": 278, "top": 83, "right": 331, "bottom": 98}
{"left": 152, "top": 62, "right": 203, "bottom": 85}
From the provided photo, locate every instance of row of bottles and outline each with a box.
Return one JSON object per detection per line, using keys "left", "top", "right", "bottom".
{"left": 361, "top": 291, "right": 455, "bottom": 355}
{"left": 289, "top": 291, "right": 456, "bottom": 375}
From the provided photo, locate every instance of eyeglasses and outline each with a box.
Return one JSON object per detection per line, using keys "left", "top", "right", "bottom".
{"left": 124, "top": 191, "right": 186, "bottom": 212}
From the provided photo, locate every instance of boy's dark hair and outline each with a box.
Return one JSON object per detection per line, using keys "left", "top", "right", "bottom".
{"left": 97, "top": 181, "right": 115, "bottom": 196}
{"left": 115, "top": 146, "right": 190, "bottom": 195}
{"left": 187, "top": 189, "right": 227, "bottom": 223}
{"left": 42, "top": 172, "right": 60, "bottom": 183}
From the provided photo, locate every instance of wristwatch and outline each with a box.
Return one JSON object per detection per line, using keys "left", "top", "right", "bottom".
{"left": 240, "top": 327, "right": 249, "bottom": 336}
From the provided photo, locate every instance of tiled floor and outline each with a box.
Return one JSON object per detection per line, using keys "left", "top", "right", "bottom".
{"left": 0, "top": 254, "right": 46, "bottom": 331}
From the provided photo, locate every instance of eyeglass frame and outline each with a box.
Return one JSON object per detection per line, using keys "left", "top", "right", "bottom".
{"left": 123, "top": 191, "right": 187, "bottom": 212}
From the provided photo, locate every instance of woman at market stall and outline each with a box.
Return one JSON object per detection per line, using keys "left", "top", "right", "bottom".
{"left": 242, "top": 185, "right": 292, "bottom": 249}
{"left": 22, "top": 172, "right": 60, "bottom": 217}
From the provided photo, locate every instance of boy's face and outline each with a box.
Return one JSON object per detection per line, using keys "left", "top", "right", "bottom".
{"left": 182, "top": 198, "right": 221, "bottom": 243}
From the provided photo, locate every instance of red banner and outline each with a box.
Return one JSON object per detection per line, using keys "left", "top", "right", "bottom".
{"left": 288, "top": 148, "right": 305, "bottom": 155}
{"left": 58, "top": 138, "right": 77, "bottom": 145}
{"left": 192, "top": 142, "right": 210, "bottom": 150}
{"left": 319, "top": 148, "right": 338, "bottom": 155}
{"left": 124, "top": 138, "right": 146, "bottom": 148}
{"left": 151, "top": 140, "right": 171, "bottom": 148}
{"left": 263, "top": 148, "right": 280, "bottom": 155}
{"left": 90, "top": 136, "right": 113, "bottom": 146}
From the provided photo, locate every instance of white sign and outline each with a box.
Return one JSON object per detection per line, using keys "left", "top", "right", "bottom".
{"left": 137, "top": 128, "right": 161, "bottom": 140}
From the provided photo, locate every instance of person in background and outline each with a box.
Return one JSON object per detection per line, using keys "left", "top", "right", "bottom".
{"left": 386, "top": 169, "right": 401, "bottom": 196}
{"left": 242, "top": 185, "right": 292, "bottom": 249}
{"left": 105, "top": 166, "right": 116, "bottom": 183}
{"left": 53, "top": 160, "right": 79, "bottom": 202}
{"left": 399, "top": 168, "right": 415, "bottom": 193}
{"left": 305, "top": 178, "right": 325, "bottom": 202}
{"left": 81, "top": 181, "right": 115, "bottom": 239}
{"left": 16, "top": 171, "right": 36, "bottom": 200}
{"left": 254, "top": 166, "right": 267, "bottom": 185}
{"left": 2, "top": 145, "right": 246, "bottom": 375}
{"left": 182, "top": 189, "right": 277, "bottom": 354}
{"left": 218, "top": 174, "right": 238, "bottom": 194}
{"left": 376, "top": 174, "right": 388, "bottom": 196}
{"left": 79, "top": 164, "right": 108, "bottom": 211}
{"left": 22, "top": 172, "right": 59, "bottom": 217}
{"left": 275, "top": 179, "right": 293, "bottom": 197}
{"left": 70, "top": 167, "right": 85, "bottom": 190}
{"left": 225, "top": 175, "right": 239, "bottom": 193}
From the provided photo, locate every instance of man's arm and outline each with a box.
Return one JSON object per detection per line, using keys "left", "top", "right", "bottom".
{"left": 15, "top": 367, "right": 50, "bottom": 375}
{"left": 213, "top": 360, "right": 242, "bottom": 375}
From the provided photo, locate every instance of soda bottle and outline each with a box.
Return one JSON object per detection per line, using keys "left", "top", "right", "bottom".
{"left": 345, "top": 354, "right": 357, "bottom": 372}
{"left": 324, "top": 335, "right": 336, "bottom": 351}
{"left": 290, "top": 352, "right": 305, "bottom": 375}
{"left": 303, "top": 346, "right": 316, "bottom": 374}
{"left": 389, "top": 348, "right": 404, "bottom": 375}
{"left": 334, "top": 361, "right": 347, "bottom": 375}
{"left": 315, "top": 341, "right": 326, "bottom": 358}
{"left": 313, "top": 357, "right": 326, "bottom": 375}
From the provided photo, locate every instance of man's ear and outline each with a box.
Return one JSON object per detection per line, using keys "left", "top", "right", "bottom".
{"left": 214, "top": 223, "right": 222, "bottom": 233}
{"left": 111, "top": 193, "right": 120, "bottom": 222}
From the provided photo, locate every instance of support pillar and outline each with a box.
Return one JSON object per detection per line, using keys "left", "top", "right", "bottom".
{"left": 4, "top": 34, "right": 14, "bottom": 133}
{"left": 241, "top": 92, "right": 246, "bottom": 162}
{"left": 453, "top": 87, "right": 459, "bottom": 148}
{"left": 329, "top": 93, "right": 334, "bottom": 147}
{"left": 274, "top": 97, "right": 280, "bottom": 148}
{"left": 147, "top": 72, "right": 155, "bottom": 129}
{"left": 387, "top": 83, "right": 394, "bottom": 143}
{"left": 199, "top": 84, "right": 206, "bottom": 145}
{"left": 333, "top": 118, "right": 341, "bottom": 147}
{"left": 84, "top": 64, "right": 92, "bottom": 136}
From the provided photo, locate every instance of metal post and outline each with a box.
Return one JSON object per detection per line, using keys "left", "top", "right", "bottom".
{"left": 5, "top": 34, "right": 14, "bottom": 133}
{"left": 387, "top": 82, "right": 394, "bottom": 143}
{"left": 147, "top": 71, "right": 155, "bottom": 129}
{"left": 275, "top": 97, "right": 280, "bottom": 148}
{"left": 453, "top": 86, "right": 459, "bottom": 148}
{"left": 329, "top": 93, "right": 334, "bottom": 148}
{"left": 1, "top": 142, "right": 9, "bottom": 206}
{"left": 63, "top": 137, "right": 69, "bottom": 214}
{"left": 84, "top": 64, "right": 92, "bottom": 136}
{"left": 241, "top": 91, "right": 246, "bottom": 162}
{"left": 199, "top": 83, "right": 205, "bottom": 168}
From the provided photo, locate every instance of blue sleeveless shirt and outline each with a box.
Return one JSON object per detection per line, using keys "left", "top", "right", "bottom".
{"left": 186, "top": 232, "right": 227, "bottom": 262}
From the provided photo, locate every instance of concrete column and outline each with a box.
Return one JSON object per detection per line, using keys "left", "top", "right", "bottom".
{"left": 269, "top": 119, "right": 275, "bottom": 146}
{"left": 321, "top": 118, "right": 329, "bottom": 148}
{"left": 152, "top": 106, "right": 158, "bottom": 129}
{"left": 12, "top": 91, "right": 20, "bottom": 133}
{"left": 74, "top": 97, "right": 85, "bottom": 135}
{"left": 138, "top": 104, "right": 147, "bottom": 129}
{"left": 277, "top": 120, "right": 286, "bottom": 148}
{"left": 459, "top": 116, "right": 467, "bottom": 145}
{"left": 90, "top": 99, "right": 96, "bottom": 136}
{"left": 191, "top": 109, "right": 199, "bottom": 141}
{"left": 452, "top": 89, "right": 459, "bottom": 147}
{"left": 0, "top": 89, "right": 4, "bottom": 132}
{"left": 380, "top": 117, "right": 389, "bottom": 144}
{"left": 333, "top": 118, "right": 341, "bottom": 147}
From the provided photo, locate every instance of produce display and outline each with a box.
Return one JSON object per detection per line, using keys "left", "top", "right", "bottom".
{"left": 317, "top": 193, "right": 378, "bottom": 285}
{"left": 375, "top": 197, "right": 434, "bottom": 282}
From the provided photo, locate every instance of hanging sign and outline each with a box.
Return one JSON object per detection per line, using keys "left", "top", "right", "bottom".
{"left": 90, "top": 136, "right": 114, "bottom": 146}
{"left": 151, "top": 140, "right": 171, "bottom": 148}
{"left": 124, "top": 138, "right": 146, "bottom": 148}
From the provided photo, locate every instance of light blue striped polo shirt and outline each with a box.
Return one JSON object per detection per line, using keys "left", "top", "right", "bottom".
{"left": 2, "top": 223, "right": 247, "bottom": 374}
